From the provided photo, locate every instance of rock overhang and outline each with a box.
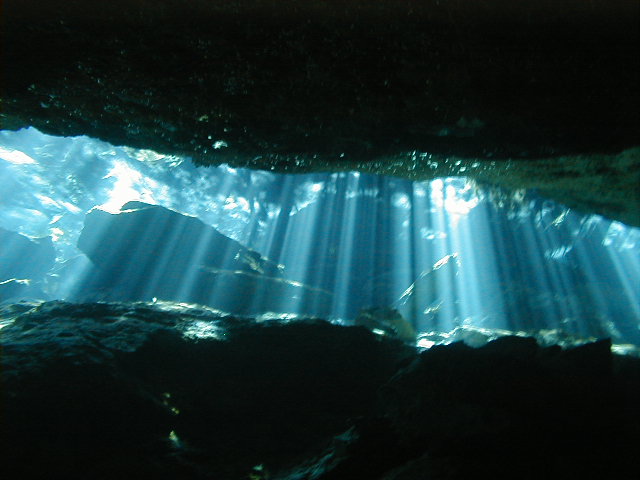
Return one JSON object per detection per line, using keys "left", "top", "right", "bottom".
{"left": 1, "top": 0, "right": 639, "bottom": 225}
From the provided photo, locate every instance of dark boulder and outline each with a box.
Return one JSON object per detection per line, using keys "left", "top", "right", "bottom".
{"left": 2, "top": 300, "right": 638, "bottom": 479}
{"left": 277, "top": 337, "right": 640, "bottom": 479}
{"left": 0, "top": 300, "right": 412, "bottom": 479}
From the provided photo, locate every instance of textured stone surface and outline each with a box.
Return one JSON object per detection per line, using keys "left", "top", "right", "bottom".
{"left": 278, "top": 337, "right": 640, "bottom": 480}
{"left": 1, "top": 300, "right": 638, "bottom": 479}
{"left": 1, "top": 300, "right": 412, "bottom": 479}
{"left": 2, "top": 1, "right": 639, "bottom": 225}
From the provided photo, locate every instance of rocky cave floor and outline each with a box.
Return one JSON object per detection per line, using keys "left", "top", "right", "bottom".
{"left": 1, "top": 300, "right": 639, "bottom": 479}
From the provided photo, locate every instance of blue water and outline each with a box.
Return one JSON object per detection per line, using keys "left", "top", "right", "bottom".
{"left": 1, "top": 127, "right": 639, "bottom": 347}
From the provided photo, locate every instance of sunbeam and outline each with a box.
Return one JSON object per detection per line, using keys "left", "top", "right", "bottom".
{"left": 1, "top": 128, "right": 639, "bottom": 349}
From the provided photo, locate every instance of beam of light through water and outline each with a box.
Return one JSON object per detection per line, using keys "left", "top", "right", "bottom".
{"left": 1, "top": 128, "right": 639, "bottom": 348}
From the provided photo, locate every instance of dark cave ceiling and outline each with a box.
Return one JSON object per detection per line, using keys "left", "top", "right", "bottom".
{"left": 2, "top": 0, "right": 639, "bottom": 225}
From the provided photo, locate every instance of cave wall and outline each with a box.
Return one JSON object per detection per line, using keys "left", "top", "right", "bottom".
{"left": 2, "top": 1, "right": 639, "bottom": 224}
{"left": 2, "top": 301, "right": 638, "bottom": 479}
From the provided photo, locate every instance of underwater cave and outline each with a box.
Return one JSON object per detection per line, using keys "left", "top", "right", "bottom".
{"left": 1, "top": 1, "right": 639, "bottom": 479}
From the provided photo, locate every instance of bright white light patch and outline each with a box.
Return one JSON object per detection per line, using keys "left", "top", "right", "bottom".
{"left": 444, "top": 184, "right": 479, "bottom": 216}
{"left": 35, "top": 194, "right": 62, "bottom": 208}
{"left": 224, "top": 196, "right": 250, "bottom": 212}
{"left": 392, "top": 192, "right": 411, "bottom": 209}
{"left": 99, "top": 160, "right": 157, "bottom": 212}
{"left": 417, "top": 338, "right": 436, "bottom": 349}
{"left": 50, "top": 227, "right": 65, "bottom": 241}
{"left": 125, "top": 146, "right": 182, "bottom": 166}
{"left": 0, "top": 147, "right": 37, "bottom": 165}
{"left": 182, "top": 320, "right": 224, "bottom": 339}
{"left": 603, "top": 221, "right": 640, "bottom": 250}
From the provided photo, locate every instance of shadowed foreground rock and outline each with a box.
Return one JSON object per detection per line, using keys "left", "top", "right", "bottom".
{"left": 1, "top": 301, "right": 412, "bottom": 479}
{"left": 2, "top": 301, "right": 638, "bottom": 479}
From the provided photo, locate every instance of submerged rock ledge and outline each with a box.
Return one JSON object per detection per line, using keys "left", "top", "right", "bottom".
{"left": 2, "top": 300, "right": 638, "bottom": 479}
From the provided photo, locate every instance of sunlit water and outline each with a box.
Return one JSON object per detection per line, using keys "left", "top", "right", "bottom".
{"left": 1, "top": 128, "right": 639, "bottom": 347}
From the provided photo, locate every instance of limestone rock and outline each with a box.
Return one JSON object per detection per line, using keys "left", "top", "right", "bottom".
{"left": 277, "top": 337, "right": 640, "bottom": 479}
{"left": 2, "top": 1, "right": 639, "bottom": 225}
{"left": 79, "top": 201, "right": 281, "bottom": 276}
{"left": 76, "top": 201, "right": 332, "bottom": 315}
{"left": 2, "top": 300, "right": 638, "bottom": 479}
{"left": 1, "top": 300, "right": 412, "bottom": 479}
